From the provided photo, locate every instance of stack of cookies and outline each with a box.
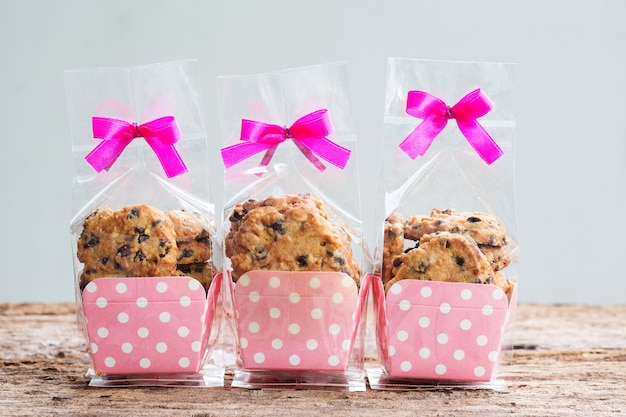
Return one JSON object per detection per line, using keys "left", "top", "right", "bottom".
{"left": 77, "top": 205, "right": 213, "bottom": 289}
{"left": 225, "top": 193, "right": 361, "bottom": 285}
{"left": 382, "top": 208, "right": 513, "bottom": 299}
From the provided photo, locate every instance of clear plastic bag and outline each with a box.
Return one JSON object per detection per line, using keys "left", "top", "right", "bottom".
{"left": 65, "top": 60, "right": 226, "bottom": 387}
{"left": 368, "top": 58, "right": 519, "bottom": 390}
{"left": 217, "top": 62, "right": 370, "bottom": 391}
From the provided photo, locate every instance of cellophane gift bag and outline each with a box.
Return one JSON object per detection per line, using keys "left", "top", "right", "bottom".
{"left": 367, "top": 58, "right": 519, "bottom": 390}
{"left": 217, "top": 62, "right": 372, "bottom": 391}
{"left": 65, "top": 60, "right": 226, "bottom": 387}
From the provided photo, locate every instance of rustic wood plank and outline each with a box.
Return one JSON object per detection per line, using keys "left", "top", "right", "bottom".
{"left": 0, "top": 303, "right": 625, "bottom": 416}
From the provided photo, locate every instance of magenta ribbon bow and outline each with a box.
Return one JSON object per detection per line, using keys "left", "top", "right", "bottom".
{"left": 85, "top": 116, "right": 187, "bottom": 178}
{"left": 220, "top": 109, "right": 351, "bottom": 172}
{"left": 399, "top": 88, "right": 503, "bottom": 165}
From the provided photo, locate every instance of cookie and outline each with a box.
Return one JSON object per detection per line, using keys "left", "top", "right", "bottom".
{"left": 385, "top": 232, "right": 494, "bottom": 292}
{"left": 225, "top": 193, "right": 331, "bottom": 258}
{"left": 478, "top": 244, "right": 511, "bottom": 272}
{"left": 404, "top": 208, "right": 508, "bottom": 246}
{"left": 382, "top": 212, "right": 405, "bottom": 286}
{"left": 493, "top": 271, "right": 515, "bottom": 301}
{"left": 167, "top": 210, "right": 212, "bottom": 264}
{"left": 227, "top": 194, "right": 328, "bottom": 236}
{"left": 175, "top": 262, "right": 215, "bottom": 289}
{"left": 225, "top": 194, "right": 360, "bottom": 284}
{"left": 77, "top": 205, "right": 179, "bottom": 282}
{"left": 79, "top": 271, "right": 127, "bottom": 290}
{"left": 79, "top": 262, "right": 215, "bottom": 291}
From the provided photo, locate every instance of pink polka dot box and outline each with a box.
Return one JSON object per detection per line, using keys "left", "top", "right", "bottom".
{"left": 232, "top": 271, "right": 370, "bottom": 375}
{"left": 80, "top": 275, "right": 222, "bottom": 379}
{"left": 368, "top": 277, "right": 518, "bottom": 386}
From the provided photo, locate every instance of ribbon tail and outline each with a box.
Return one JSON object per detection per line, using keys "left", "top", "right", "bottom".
{"left": 292, "top": 140, "right": 326, "bottom": 172}
{"left": 399, "top": 117, "right": 447, "bottom": 160}
{"left": 84, "top": 138, "right": 131, "bottom": 173}
{"left": 456, "top": 119, "right": 503, "bottom": 165}
{"left": 220, "top": 142, "right": 275, "bottom": 169}
{"left": 258, "top": 145, "right": 278, "bottom": 169}
{"left": 296, "top": 137, "right": 352, "bottom": 169}
{"left": 144, "top": 138, "right": 188, "bottom": 178}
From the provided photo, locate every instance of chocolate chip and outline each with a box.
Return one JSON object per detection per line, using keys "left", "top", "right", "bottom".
{"left": 455, "top": 256, "right": 465, "bottom": 267}
{"left": 334, "top": 257, "right": 345, "bottom": 266}
{"left": 127, "top": 207, "right": 140, "bottom": 219}
{"left": 101, "top": 257, "right": 109, "bottom": 265}
{"left": 151, "top": 220, "right": 162, "bottom": 227}
{"left": 84, "top": 235, "right": 99, "bottom": 248}
{"left": 195, "top": 235, "right": 210, "bottom": 245}
{"left": 158, "top": 240, "right": 170, "bottom": 258}
{"left": 445, "top": 240, "right": 450, "bottom": 249}
{"left": 85, "top": 268, "right": 97, "bottom": 275}
{"left": 134, "top": 227, "right": 149, "bottom": 243}
{"left": 178, "top": 248, "right": 194, "bottom": 261}
{"left": 134, "top": 250, "right": 146, "bottom": 261}
{"left": 117, "top": 245, "right": 131, "bottom": 257}
{"left": 229, "top": 209, "right": 246, "bottom": 222}
{"left": 467, "top": 216, "right": 481, "bottom": 223}
{"left": 393, "top": 257, "right": 403, "bottom": 267}
{"left": 418, "top": 261, "right": 427, "bottom": 272}
{"left": 296, "top": 255, "right": 308, "bottom": 267}
{"left": 270, "top": 220, "right": 286, "bottom": 235}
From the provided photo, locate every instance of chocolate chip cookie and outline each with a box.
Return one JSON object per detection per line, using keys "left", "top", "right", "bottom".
{"left": 478, "top": 244, "right": 511, "bottom": 271}
{"left": 77, "top": 205, "right": 179, "bottom": 282}
{"left": 382, "top": 212, "right": 405, "bottom": 286}
{"left": 167, "top": 210, "right": 212, "bottom": 264}
{"left": 225, "top": 194, "right": 360, "bottom": 284}
{"left": 174, "top": 262, "right": 215, "bottom": 289}
{"left": 404, "top": 208, "right": 508, "bottom": 246}
{"left": 385, "top": 232, "right": 494, "bottom": 292}
{"left": 382, "top": 208, "right": 514, "bottom": 299}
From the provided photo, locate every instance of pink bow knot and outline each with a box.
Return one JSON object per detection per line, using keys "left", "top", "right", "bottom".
{"left": 399, "top": 88, "right": 503, "bottom": 164}
{"left": 220, "top": 109, "right": 351, "bottom": 172}
{"left": 85, "top": 116, "right": 187, "bottom": 178}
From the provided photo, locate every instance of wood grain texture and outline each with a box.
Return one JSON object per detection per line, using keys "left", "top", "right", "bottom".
{"left": 1, "top": 303, "right": 625, "bottom": 416}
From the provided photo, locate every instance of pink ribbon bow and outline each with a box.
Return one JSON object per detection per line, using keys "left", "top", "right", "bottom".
{"left": 85, "top": 116, "right": 187, "bottom": 178}
{"left": 220, "top": 109, "right": 351, "bottom": 172}
{"left": 399, "top": 88, "right": 503, "bottom": 165}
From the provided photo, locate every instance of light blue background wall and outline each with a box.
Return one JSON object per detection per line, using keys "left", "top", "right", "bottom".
{"left": 1, "top": 0, "right": 624, "bottom": 304}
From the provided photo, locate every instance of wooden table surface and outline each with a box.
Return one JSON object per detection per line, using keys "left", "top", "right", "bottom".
{"left": 1, "top": 303, "right": 625, "bottom": 416}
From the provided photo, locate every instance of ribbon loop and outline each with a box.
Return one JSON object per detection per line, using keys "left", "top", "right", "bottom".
{"left": 220, "top": 109, "right": 351, "bottom": 172}
{"left": 399, "top": 88, "right": 503, "bottom": 165}
{"left": 85, "top": 116, "right": 187, "bottom": 178}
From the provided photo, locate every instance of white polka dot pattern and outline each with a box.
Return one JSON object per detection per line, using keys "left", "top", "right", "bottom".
{"left": 379, "top": 280, "right": 514, "bottom": 382}
{"left": 81, "top": 276, "right": 220, "bottom": 375}
{"left": 234, "top": 271, "right": 360, "bottom": 371}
